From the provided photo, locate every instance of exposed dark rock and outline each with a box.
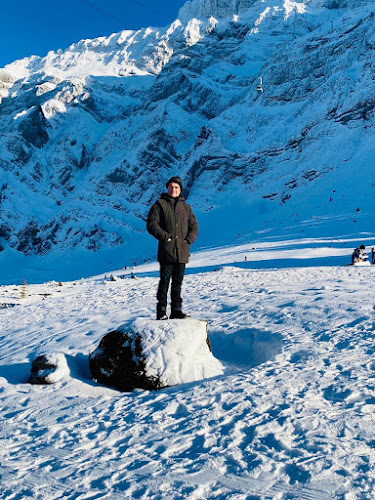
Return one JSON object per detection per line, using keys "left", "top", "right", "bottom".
{"left": 333, "top": 100, "right": 375, "bottom": 125}
{"left": 151, "top": 70, "right": 190, "bottom": 102}
{"left": 281, "top": 193, "right": 292, "bottom": 204}
{"left": 17, "top": 220, "right": 42, "bottom": 254}
{"left": 29, "top": 353, "right": 68, "bottom": 384}
{"left": 18, "top": 105, "right": 49, "bottom": 149}
{"left": 89, "top": 329, "right": 162, "bottom": 392}
{"left": 325, "top": 0, "right": 343, "bottom": 8}
{"left": 76, "top": 95, "right": 103, "bottom": 122}
{"left": 58, "top": 166, "right": 73, "bottom": 187}
{"left": 29, "top": 355, "right": 57, "bottom": 384}
{"left": 262, "top": 192, "right": 279, "bottom": 200}
{"left": 7, "top": 139, "right": 32, "bottom": 165}
{"left": 0, "top": 223, "right": 10, "bottom": 240}
{"left": 106, "top": 166, "right": 131, "bottom": 184}
{"left": 31, "top": 162, "right": 43, "bottom": 182}
{"left": 303, "top": 170, "right": 320, "bottom": 181}
{"left": 194, "top": 126, "right": 212, "bottom": 148}
{"left": 71, "top": 144, "right": 90, "bottom": 170}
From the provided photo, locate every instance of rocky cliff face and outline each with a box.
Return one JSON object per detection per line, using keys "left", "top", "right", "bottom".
{"left": 1, "top": 0, "right": 375, "bottom": 282}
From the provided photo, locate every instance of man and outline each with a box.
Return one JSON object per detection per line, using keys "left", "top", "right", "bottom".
{"left": 352, "top": 244, "right": 368, "bottom": 264}
{"left": 147, "top": 176, "right": 198, "bottom": 320}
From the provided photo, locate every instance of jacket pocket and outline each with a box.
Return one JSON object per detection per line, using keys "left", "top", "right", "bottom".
{"left": 180, "top": 239, "right": 190, "bottom": 262}
{"left": 163, "top": 238, "right": 176, "bottom": 261}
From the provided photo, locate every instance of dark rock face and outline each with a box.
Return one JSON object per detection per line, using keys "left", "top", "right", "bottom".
{"left": 89, "top": 329, "right": 162, "bottom": 392}
{"left": 0, "top": 222, "right": 9, "bottom": 252}
{"left": 16, "top": 220, "right": 42, "bottom": 254}
{"left": 29, "top": 355, "right": 57, "bottom": 385}
{"left": 18, "top": 105, "right": 49, "bottom": 149}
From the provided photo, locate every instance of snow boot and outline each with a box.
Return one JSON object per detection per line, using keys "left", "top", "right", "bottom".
{"left": 157, "top": 314, "right": 169, "bottom": 320}
{"left": 156, "top": 308, "right": 168, "bottom": 320}
{"left": 170, "top": 311, "right": 189, "bottom": 319}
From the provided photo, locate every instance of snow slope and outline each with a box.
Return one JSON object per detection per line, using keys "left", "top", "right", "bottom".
{"left": 1, "top": 239, "right": 375, "bottom": 498}
{"left": 1, "top": 0, "right": 375, "bottom": 283}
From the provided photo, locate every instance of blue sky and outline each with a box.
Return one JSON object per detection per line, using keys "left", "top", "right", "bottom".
{"left": 0, "top": 0, "right": 187, "bottom": 68}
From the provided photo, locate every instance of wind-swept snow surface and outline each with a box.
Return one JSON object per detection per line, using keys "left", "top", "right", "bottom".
{"left": 1, "top": 241, "right": 375, "bottom": 498}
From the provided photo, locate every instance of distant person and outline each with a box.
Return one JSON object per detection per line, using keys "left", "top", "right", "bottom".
{"left": 372, "top": 247, "right": 375, "bottom": 265}
{"left": 352, "top": 244, "right": 368, "bottom": 264}
{"left": 147, "top": 176, "right": 198, "bottom": 320}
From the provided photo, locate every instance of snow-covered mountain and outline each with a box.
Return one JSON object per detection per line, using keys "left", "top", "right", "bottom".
{"left": 1, "top": 0, "right": 375, "bottom": 284}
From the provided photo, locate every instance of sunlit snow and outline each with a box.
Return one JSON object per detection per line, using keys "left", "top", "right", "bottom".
{"left": 2, "top": 238, "right": 375, "bottom": 498}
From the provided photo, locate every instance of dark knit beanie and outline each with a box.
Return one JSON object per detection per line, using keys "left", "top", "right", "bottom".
{"left": 166, "top": 176, "right": 183, "bottom": 191}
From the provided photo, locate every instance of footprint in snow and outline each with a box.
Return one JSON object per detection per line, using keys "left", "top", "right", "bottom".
{"left": 219, "top": 304, "right": 238, "bottom": 313}
{"left": 323, "top": 384, "right": 352, "bottom": 403}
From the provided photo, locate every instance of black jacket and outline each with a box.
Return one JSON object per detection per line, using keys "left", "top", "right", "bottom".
{"left": 147, "top": 193, "right": 198, "bottom": 263}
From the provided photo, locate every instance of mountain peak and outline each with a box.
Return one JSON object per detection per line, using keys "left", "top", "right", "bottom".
{"left": 177, "top": 0, "right": 371, "bottom": 22}
{"left": 178, "top": 0, "right": 258, "bottom": 21}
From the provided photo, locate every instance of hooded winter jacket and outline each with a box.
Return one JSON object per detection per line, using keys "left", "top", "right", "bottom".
{"left": 147, "top": 193, "right": 198, "bottom": 263}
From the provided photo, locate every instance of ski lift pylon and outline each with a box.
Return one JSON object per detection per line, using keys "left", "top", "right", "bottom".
{"left": 256, "top": 76, "right": 263, "bottom": 94}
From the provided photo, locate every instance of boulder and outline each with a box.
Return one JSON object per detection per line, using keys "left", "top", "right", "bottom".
{"left": 89, "top": 318, "right": 224, "bottom": 392}
{"left": 29, "top": 353, "right": 69, "bottom": 384}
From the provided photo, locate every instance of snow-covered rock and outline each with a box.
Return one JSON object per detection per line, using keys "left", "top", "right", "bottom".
{"left": 353, "top": 260, "right": 371, "bottom": 266}
{"left": 29, "top": 352, "right": 69, "bottom": 384}
{"left": 89, "top": 318, "right": 224, "bottom": 391}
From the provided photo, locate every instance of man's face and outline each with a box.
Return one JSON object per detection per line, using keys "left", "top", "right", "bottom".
{"left": 167, "top": 182, "right": 181, "bottom": 198}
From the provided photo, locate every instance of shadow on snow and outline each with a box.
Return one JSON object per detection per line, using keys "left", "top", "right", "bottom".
{"left": 210, "top": 328, "right": 283, "bottom": 370}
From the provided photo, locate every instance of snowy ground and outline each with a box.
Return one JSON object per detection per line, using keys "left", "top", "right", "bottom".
{"left": 1, "top": 239, "right": 375, "bottom": 499}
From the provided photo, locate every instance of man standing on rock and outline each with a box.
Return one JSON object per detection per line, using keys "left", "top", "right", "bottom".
{"left": 147, "top": 176, "right": 198, "bottom": 320}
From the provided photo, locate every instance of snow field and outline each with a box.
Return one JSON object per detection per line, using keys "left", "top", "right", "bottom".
{"left": 1, "top": 256, "right": 375, "bottom": 498}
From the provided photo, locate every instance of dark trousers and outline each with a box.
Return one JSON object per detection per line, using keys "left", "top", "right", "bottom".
{"left": 157, "top": 262, "right": 186, "bottom": 313}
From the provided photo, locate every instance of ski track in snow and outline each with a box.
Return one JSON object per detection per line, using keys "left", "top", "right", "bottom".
{"left": 1, "top": 264, "right": 375, "bottom": 499}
